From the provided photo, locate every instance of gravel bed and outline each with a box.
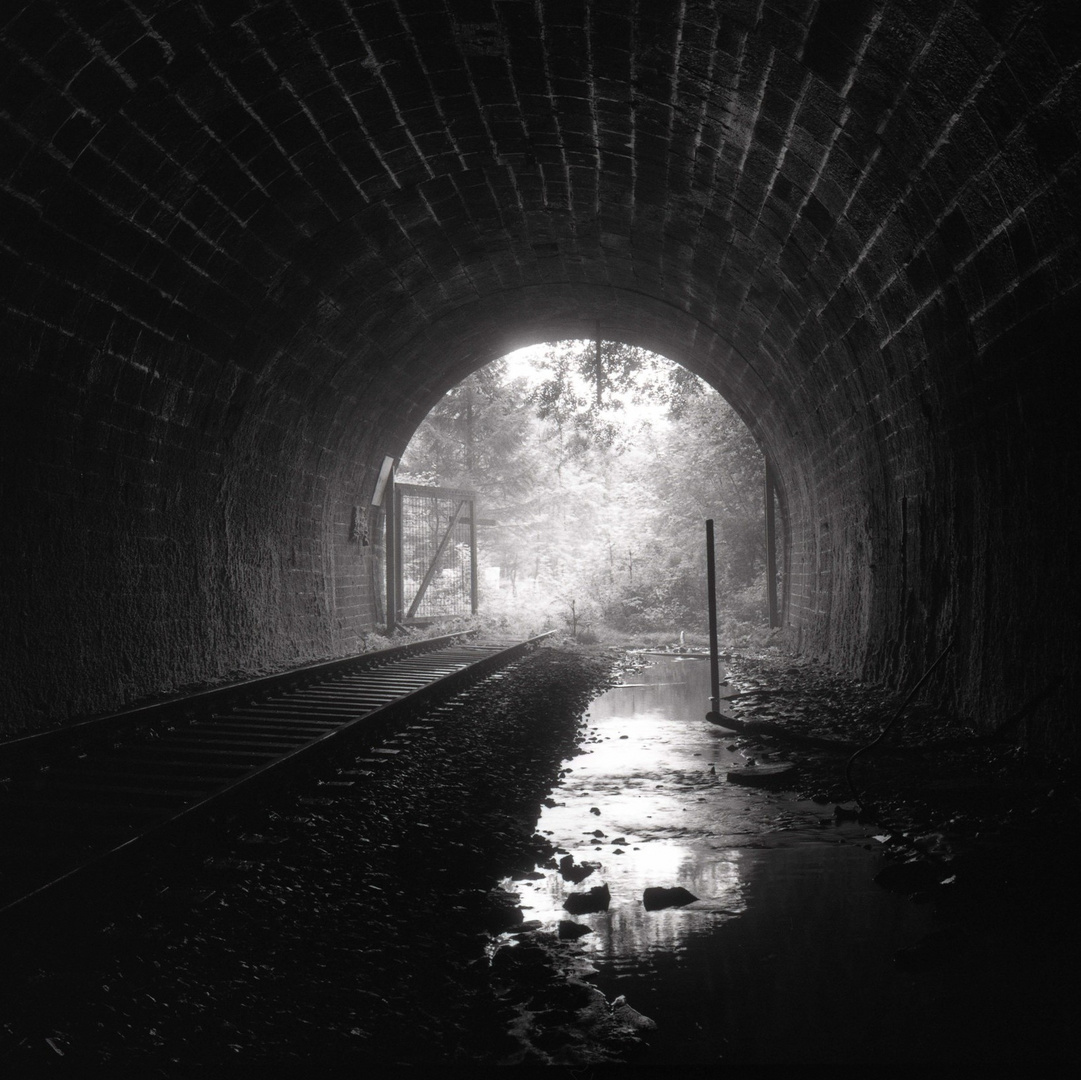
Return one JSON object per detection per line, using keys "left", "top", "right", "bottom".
{"left": 0, "top": 647, "right": 636, "bottom": 1072}
{"left": 3, "top": 644, "right": 1076, "bottom": 1069}
{"left": 719, "top": 651, "right": 1072, "bottom": 831}
{"left": 719, "top": 649, "right": 1081, "bottom": 997}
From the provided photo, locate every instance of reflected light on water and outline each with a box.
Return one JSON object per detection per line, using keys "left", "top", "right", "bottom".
{"left": 505, "top": 655, "right": 934, "bottom": 1065}
{"left": 510, "top": 842, "right": 746, "bottom": 961}
{"left": 500, "top": 654, "right": 1063, "bottom": 1065}
{"left": 509, "top": 656, "right": 759, "bottom": 960}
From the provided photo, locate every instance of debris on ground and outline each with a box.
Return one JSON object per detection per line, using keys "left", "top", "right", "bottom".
{"left": 718, "top": 649, "right": 1081, "bottom": 990}
{"left": 2, "top": 643, "right": 1076, "bottom": 1068}
{"left": 0, "top": 649, "right": 632, "bottom": 1070}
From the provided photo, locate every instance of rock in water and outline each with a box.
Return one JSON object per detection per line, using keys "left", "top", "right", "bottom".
{"left": 642, "top": 886, "right": 699, "bottom": 910}
{"left": 558, "top": 920, "right": 593, "bottom": 940}
{"left": 559, "top": 855, "right": 597, "bottom": 883}
{"left": 726, "top": 762, "right": 795, "bottom": 788}
{"left": 612, "top": 995, "right": 658, "bottom": 1031}
{"left": 563, "top": 883, "right": 611, "bottom": 914}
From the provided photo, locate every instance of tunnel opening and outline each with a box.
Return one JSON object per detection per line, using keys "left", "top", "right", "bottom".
{"left": 393, "top": 339, "right": 785, "bottom": 651}
{"left": 1, "top": 0, "right": 1077, "bottom": 760}
{"left": 2, "top": 2, "right": 1080, "bottom": 1065}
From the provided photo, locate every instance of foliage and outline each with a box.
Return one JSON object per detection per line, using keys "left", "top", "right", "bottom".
{"left": 398, "top": 341, "right": 769, "bottom": 641}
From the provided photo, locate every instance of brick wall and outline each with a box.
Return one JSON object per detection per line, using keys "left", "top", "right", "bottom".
{"left": 1, "top": 1, "right": 1079, "bottom": 747}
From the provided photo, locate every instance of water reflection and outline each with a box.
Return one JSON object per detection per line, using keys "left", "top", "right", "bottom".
{"left": 506, "top": 655, "right": 946, "bottom": 1063}
{"left": 514, "top": 657, "right": 760, "bottom": 957}
{"left": 515, "top": 844, "right": 746, "bottom": 962}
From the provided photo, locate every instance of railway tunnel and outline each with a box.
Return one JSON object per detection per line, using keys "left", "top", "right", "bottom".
{"left": 1, "top": 0, "right": 1079, "bottom": 754}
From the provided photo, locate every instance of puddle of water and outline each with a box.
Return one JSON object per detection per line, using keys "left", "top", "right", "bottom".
{"left": 505, "top": 656, "right": 990, "bottom": 1063}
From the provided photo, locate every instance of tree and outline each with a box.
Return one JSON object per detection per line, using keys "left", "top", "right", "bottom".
{"left": 398, "top": 343, "right": 768, "bottom": 637}
{"left": 527, "top": 339, "right": 697, "bottom": 460}
{"left": 400, "top": 360, "right": 533, "bottom": 498}
{"left": 647, "top": 391, "right": 765, "bottom": 590}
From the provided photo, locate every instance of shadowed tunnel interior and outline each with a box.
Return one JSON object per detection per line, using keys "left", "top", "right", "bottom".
{"left": 1, "top": 1, "right": 1079, "bottom": 749}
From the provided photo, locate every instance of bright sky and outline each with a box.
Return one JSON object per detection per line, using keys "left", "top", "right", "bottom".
{"left": 499, "top": 341, "right": 711, "bottom": 427}
{"left": 502, "top": 342, "right": 558, "bottom": 386}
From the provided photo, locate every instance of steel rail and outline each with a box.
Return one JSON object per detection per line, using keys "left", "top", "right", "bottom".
{"left": 0, "top": 632, "right": 479, "bottom": 769}
{"left": 0, "top": 632, "right": 554, "bottom": 926}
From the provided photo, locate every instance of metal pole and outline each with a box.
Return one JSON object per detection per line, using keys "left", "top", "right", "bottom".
{"left": 765, "top": 459, "right": 779, "bottom": 628}
{"left": 469, "top": 496, "right": 478, "bottom": 614}
{"left": 394, "top": 482, "right": 403, "bottom": 629}
{"left": 706, "top": 519, "right": 721, "bottom": 720}
{"left": 385, "top": 466, "right": 396, "bottom": 636}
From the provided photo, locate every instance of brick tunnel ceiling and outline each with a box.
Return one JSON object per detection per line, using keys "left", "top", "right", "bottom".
{"left": 5, "top": 0, "right": 1077, "bottom": 442}
{"left": 2, "top": 1, "right": 1080, "bottom": 738}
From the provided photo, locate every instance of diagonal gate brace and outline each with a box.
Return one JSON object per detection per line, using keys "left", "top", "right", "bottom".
{"left": 406, "top": 500, "right": 468, "bottom": 619}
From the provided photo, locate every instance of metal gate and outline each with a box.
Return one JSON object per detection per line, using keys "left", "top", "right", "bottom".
{"left": 386, "top": 481, "right": 478, "bottom": 630}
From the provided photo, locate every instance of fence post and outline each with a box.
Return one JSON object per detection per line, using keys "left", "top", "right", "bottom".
{"left": 765, "top": 460, "right": 779, "bottom": 628}
{"left": 385, "top": 466, "right": 397, "bottom": 635}
{"left": 706, "top": 519, "right": 721, "bottom": 720}
{"left": 469, "top": 496, "right": 478, "bottom": 614}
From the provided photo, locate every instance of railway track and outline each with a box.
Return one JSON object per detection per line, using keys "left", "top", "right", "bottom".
{"left": 0, "top": 631, "right": 552, "bottom": 924}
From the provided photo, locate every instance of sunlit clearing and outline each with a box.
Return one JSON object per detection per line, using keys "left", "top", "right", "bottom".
{"left": 398, "top": 341, "right": 769, "bottom": 646}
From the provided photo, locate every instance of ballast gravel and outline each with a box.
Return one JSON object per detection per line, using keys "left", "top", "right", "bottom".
{"left": 1, "top": 647, "right": 641, "bottom": 1071}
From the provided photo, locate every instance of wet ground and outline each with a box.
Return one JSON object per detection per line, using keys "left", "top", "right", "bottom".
{"left": 500, "top": 652, "right": 1080, "bottom": 1065}
{"left": 0, "top": 649, "right": 616, "bottom": 1071}
{"left": 1, "top": 646, "right": 1077, "bottom": 1068}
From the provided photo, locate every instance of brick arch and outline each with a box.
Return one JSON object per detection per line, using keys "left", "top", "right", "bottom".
{"left": 375, "top": 298, "right": 804, "bottom": 628}
{"left": 1, "top": 1, "right": 1079, "bottom": 749}
{"left": 318, "top": 276, "right": 916, "bottom": 686}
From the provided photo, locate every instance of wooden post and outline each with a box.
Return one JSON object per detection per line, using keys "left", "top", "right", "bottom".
{"left": 765, "top": 460, "right": 779, "bottom": 628}
{"left": 385, "top": 466, "right": 396, "bottom": 635}
{"left": 706, "top": 519, "right": 721, "bottom": 720}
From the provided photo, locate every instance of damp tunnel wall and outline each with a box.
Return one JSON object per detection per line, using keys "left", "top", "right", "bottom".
{"left": 1, "top": 1, "right": 1079, "bottom": 751}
